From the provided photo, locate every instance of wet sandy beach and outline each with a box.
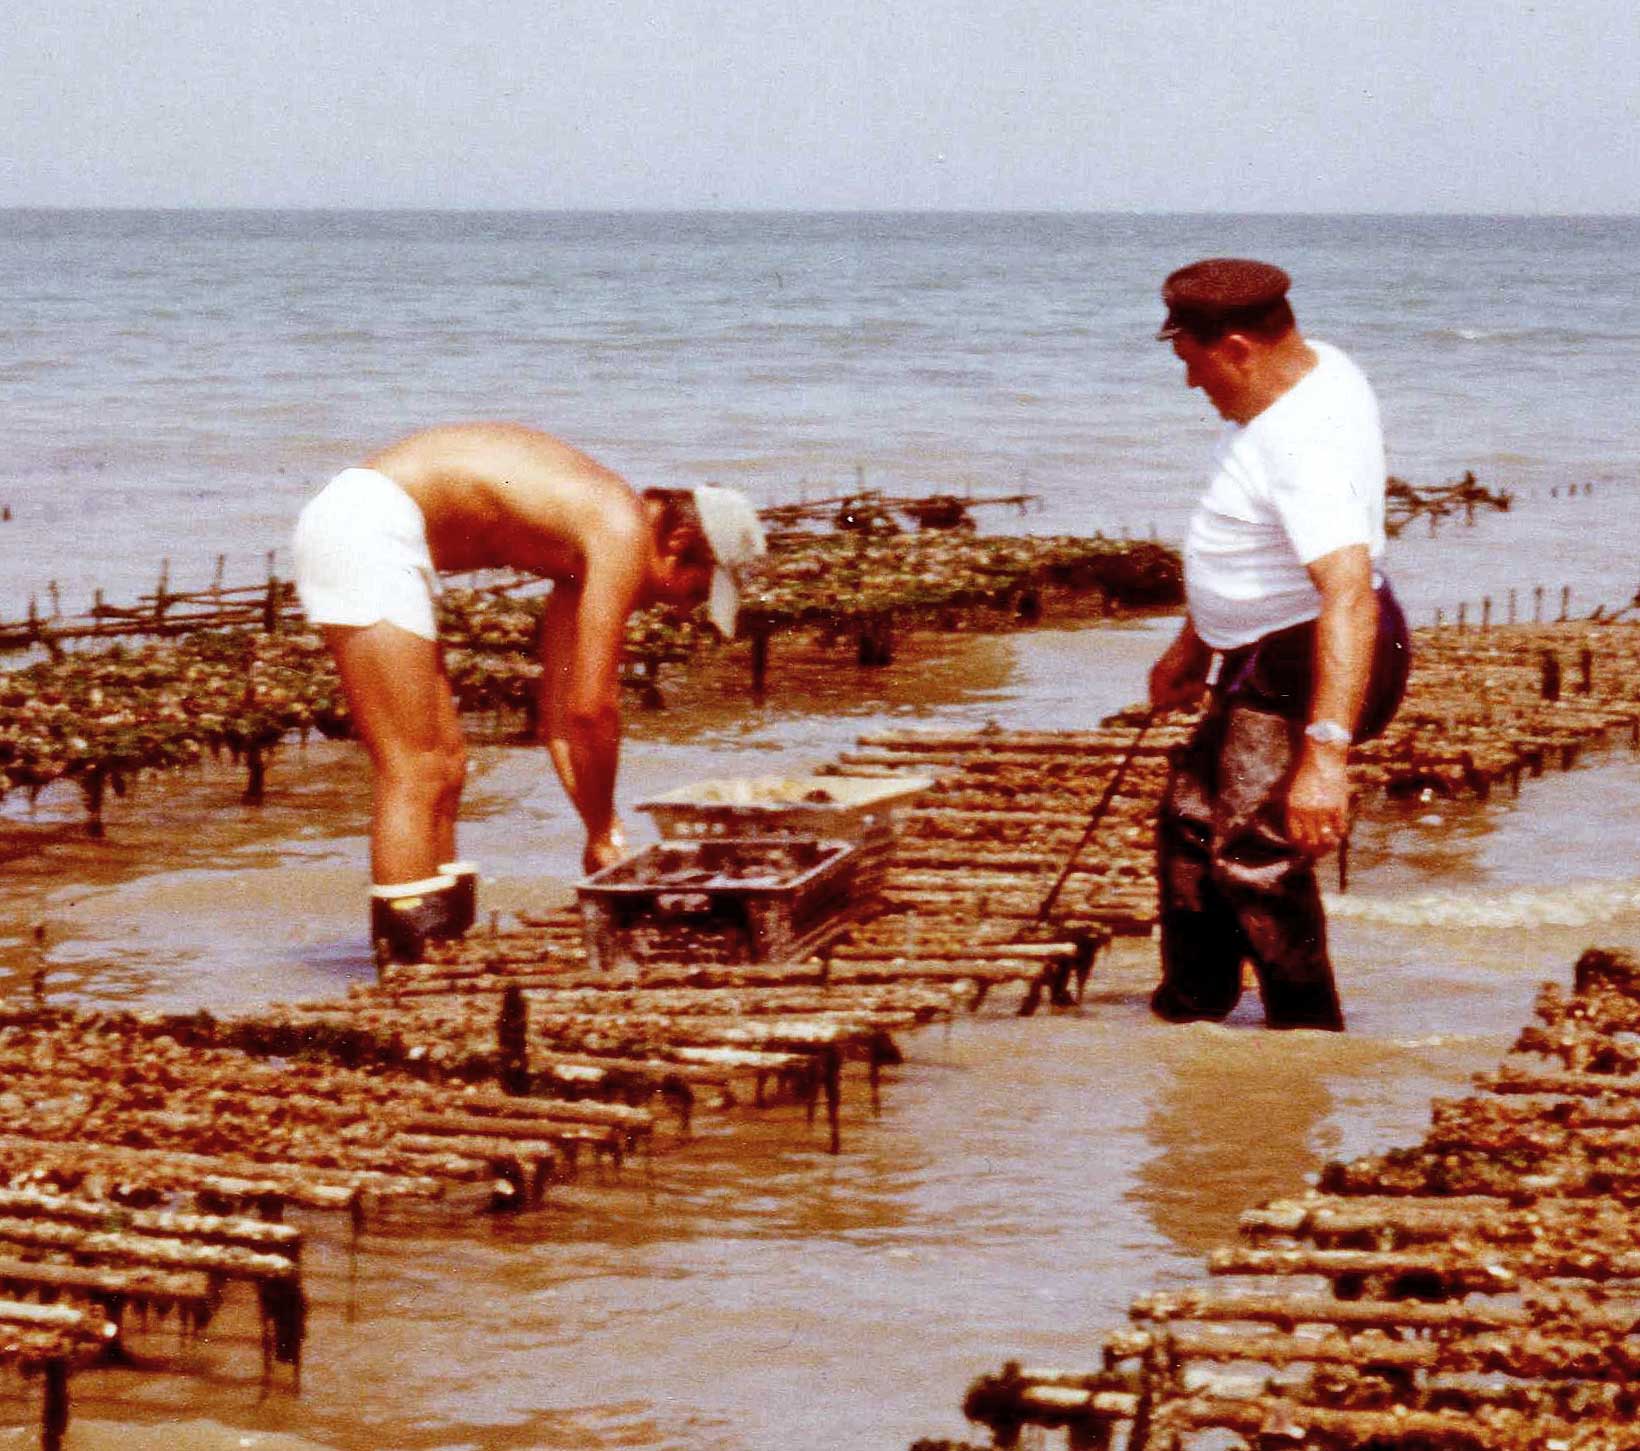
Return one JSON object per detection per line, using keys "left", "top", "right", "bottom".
{"left": 6, "top": 597, "right": 1640, "bottom": 1449}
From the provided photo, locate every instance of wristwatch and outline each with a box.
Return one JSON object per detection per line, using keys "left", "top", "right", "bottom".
{"left": 1304, "top": 719, "right": 1352, "bottom": 747}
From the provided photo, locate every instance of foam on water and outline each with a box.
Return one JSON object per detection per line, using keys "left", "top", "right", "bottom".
{"left": 1326, "top": 877, "right": 1640, "bottom": 929}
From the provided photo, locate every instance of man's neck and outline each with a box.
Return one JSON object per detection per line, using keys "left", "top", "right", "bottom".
{"left": 1232, "top": 334, "right": 1320, "bottom": 424}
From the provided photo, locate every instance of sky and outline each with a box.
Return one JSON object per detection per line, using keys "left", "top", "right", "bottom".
{"left": 5, "top": 0, "right": 1638, "bottom": 213}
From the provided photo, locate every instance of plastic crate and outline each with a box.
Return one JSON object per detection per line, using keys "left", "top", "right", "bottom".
{"left": 577, "top": 836, "right": 861, "bottom": 972}
{"left": 633, "top": 774, "right": 931, "bottom": 843}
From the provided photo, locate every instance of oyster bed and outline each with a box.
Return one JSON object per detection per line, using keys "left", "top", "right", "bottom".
{"left": 847, "top": 620, "right": 1640, "bottom": 937}
{"left": 0, "top": 532, "right": 1178, "bottom": 833}
{"left": 921, "top": 947, "right": 1640, "bottom": 1451}
{"left": 3, "top": 618, "right": 1640, "bottom": 1440}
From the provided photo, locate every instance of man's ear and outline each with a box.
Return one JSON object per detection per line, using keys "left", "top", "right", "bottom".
{"left": 659, "top": 523, "right": 703, "bottom": 562}
{"left": 1218, "top": 331, "right": 1257, "bottom": 369}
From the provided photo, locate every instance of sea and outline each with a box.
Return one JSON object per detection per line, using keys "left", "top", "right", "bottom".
{"left": 4, "top": 212, "right": 1640, "bottom": 1451}
{"left": 3, "top": 209, "right": 1640, "bottom": 618}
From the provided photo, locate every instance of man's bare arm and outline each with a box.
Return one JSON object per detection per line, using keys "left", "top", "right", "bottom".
{"left": 538, "top": 560, "right": 641, "bottom": 871}
{"left": 1285, "top": 543, "right": 1377, "bottom": 852}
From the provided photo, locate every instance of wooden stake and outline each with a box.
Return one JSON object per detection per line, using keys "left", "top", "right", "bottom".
{"left": 41, "top": 1358, "right": 69, "bottom": 1451}
{"left": 749, "top": 615, "right": 770, "bottom": 700}
{"left": 822, "top": 1046, "right": 842, "bottom": 1154}
{"left": 1540, "top": 650, "right": 1562, "bottom": 702}
{"left": 263, "top": 550, "right": 280, "bottom": 633}
{"left": 242, "top": 746, "right": 266, "bottom": 806}
{"left": 498, "top": 985, "right": 529, "bottom": 1095}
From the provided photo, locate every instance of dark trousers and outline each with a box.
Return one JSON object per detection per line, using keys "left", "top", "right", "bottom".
{"left": 1153, "top": 699, "right": 1345, "bottom": 1031}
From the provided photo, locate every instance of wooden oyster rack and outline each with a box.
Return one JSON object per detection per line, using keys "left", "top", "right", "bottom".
{"left": 926, "top": 948, "right": 1640, "bottom": 1451}
{"left": 8, "top": 620, "right": 1640, "bottom": 1443}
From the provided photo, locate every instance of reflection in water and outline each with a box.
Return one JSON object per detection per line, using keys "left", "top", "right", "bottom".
{"left": 1128, "top": 1026, "right": 1335, "bottom": 1257}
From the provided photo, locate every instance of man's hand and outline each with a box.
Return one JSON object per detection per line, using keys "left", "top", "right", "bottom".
{"left": 582, "top": 821, "right": 629, "bottom": 875}
{"left": 1148, "top": 622, "right": 1211, "bottom": 712}
{"left": 1286, "top": 744, "right": 1350, "bottom": 854}
{"left": 1149, "top": 656, "right": 1208, "bottom": 711}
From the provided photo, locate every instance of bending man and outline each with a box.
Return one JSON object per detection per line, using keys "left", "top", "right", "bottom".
{"left": 1146, "top": 259, "right": 1409, "bottom": 1031}
{"left": 292, "top": 422, "right": 765, "bottom": 963}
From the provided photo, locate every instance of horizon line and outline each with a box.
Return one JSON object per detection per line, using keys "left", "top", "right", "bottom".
{"left": 4, "top": 204, "right": 1639, "bottom": 222}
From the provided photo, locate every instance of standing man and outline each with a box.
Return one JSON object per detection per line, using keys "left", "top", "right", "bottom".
{"left": 1146, "top": 259, "right": 1408, "bottom": 1031}
{"left": 292, "top": 422, "right": 766, "bottom": 964}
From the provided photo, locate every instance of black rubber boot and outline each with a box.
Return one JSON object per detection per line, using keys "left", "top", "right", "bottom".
{"left": 436, "top": 861, "right": 478, "bottom": 938}
{"left": 370, "top": 874, "right": 459, "bottom": 966}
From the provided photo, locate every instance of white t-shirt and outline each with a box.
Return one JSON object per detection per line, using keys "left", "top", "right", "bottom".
{"left": 1184, "top": 341, "right": 1386, "bottom": 650}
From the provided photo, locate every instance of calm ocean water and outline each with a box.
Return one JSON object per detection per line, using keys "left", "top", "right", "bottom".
{"left": 3, "top": 210, "right": 1639, "bottom": 617}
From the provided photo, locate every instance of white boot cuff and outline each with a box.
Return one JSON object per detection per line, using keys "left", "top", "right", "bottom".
{"left": 371, "top": 874, "right": 458, "bottom": 901}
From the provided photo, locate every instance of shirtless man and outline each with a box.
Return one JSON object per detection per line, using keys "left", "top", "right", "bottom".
{"left": 292, "top": 423, "right": 766, "bottom": 963}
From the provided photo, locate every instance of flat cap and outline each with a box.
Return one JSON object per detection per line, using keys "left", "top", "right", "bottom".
{"left": 1157, "top": 258, "right": 1291, "bottom": 340}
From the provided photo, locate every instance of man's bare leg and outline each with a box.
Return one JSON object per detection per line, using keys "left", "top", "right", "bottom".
{"left": 323, "top": 623, "right": 466, "bottom": 885}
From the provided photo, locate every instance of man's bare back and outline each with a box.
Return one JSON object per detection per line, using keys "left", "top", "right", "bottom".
{"left": 293, "top": 419, "right": 762, "bottom": 961}
{"left": 367, "top": 422, "right": 646, "bottom": 580}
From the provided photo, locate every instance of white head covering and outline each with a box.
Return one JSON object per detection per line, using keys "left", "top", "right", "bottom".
{"left": 692, "top": 484, "right": 767, "bottom": 637}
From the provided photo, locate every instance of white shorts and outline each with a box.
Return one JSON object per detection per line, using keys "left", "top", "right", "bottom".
{"left": 292, "top": 468, "right": 442, "bottom": 640}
